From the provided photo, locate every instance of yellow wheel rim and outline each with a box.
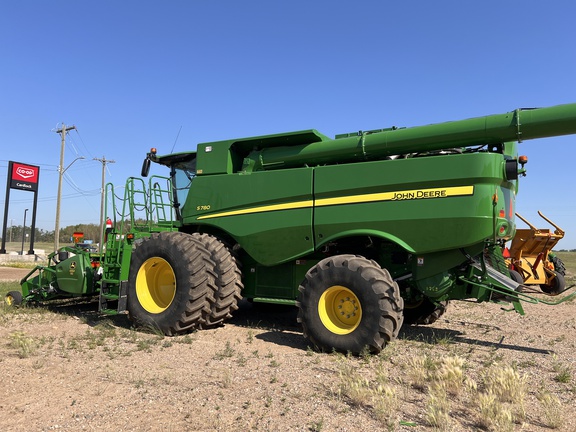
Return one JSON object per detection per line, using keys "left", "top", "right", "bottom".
{"left": 318, "top": 286, "right": 362, "bottom": 335}
{"left": 136, "top": 257, "right": 176, "bottom": 314}
{"left": 5, "top": 295, "right": 15, "bottom": 307}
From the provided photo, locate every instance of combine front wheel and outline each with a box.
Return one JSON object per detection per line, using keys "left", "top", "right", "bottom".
{"left": 127, "top": 232, "right": 217, "bottom": 335}
{"left": 297, "top": 255, "right": 404, "bottom": 354}
{"left": 192, "top": 233, "right": 243, "bottom": 328}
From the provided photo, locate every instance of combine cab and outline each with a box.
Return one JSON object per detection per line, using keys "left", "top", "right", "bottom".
{"left": 507, "top": 211, "right": 567, "bottom": 295}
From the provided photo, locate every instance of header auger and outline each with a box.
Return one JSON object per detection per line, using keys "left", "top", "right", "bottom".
{"left": 10, "top": 103, "right": 576, "bottom": 355}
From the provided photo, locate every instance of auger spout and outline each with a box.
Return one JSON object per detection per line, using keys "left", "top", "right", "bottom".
{"left": 248, "top": 103, "right": 576, "bottom": 170}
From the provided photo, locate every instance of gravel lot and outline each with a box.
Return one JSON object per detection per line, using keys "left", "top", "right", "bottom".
{"left": 1, "top": 266, "right": 575, "bottom": 431}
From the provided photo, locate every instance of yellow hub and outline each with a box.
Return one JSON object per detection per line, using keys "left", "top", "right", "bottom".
{"left": 318, "top": 286, "right": 362, "bottom": 335}
{"left": 5, "top": 295, "right": 15, "bottom": 306}
{"left": 136, "top": 257, "right": 176, "bottom": 314}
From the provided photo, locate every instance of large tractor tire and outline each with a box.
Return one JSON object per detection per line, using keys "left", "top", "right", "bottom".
{"left": 541, "top": 271, "right": 566, "bottom": 296}
{"left": 127, "top": 232, "right": 217, "bottom": 335}
{"left": 403, "top": 299, "right": 449, "bottom": 325}
{"left": 297, "top": 254, "right": 404, "bottom": 354}
{"left": 191, "top": 233, "right": 243, "bottom": 328}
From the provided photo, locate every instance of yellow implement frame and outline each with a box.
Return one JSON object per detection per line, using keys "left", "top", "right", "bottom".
{"left": 508, "top": 211, "right": 565, "bottom": 291}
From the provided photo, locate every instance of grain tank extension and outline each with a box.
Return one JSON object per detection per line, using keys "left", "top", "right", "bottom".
{"left": 14, "top": 103, "right": 576, "bottom": 354}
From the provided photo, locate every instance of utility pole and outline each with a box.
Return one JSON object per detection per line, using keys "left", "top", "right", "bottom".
{"left": 54, "top": 124, "right": 76, "bottom": 251}
{"left": 94, "top": 156, "right": 116, "bottom": 250}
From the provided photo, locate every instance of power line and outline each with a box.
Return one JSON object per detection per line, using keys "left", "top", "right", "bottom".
{"left": 93, "top": 156, "right": 116, "bottom": 247}
{"left": 54, "top": 124, "right": 78, "bottom": 251}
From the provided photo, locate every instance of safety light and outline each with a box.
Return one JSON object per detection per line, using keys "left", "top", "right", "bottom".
{"left": 518, "top": 155, "right": 528, "bottom": 167}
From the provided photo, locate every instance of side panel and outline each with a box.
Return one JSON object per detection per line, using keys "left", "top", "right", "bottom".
{"left": 182, "top": 168, "right": 314, "bottom": 265}
{"left": 54, "top": 254, "right": 92, "bottom": 295}
{"left": 313, "top": 153, "right": 515, "bottom": 255}
{"left": 241, "top": 258, "right": 313, "bottom": 300}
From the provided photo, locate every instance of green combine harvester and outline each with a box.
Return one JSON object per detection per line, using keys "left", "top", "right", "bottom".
{"left": 7, "top": 103, "right": 576, "bottom": 354}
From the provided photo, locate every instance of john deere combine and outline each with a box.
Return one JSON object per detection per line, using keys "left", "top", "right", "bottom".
{"left": 9, "top": 103, "right": 576, "bottom": 353}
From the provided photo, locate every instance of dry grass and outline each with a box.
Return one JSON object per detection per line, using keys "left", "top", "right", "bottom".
{"left": 1, "top": 254, "right": 575, "bottom": 430}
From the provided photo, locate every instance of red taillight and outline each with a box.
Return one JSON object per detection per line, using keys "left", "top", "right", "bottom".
{"left": 499, "top": 209, "right": 505, "bottom": 218}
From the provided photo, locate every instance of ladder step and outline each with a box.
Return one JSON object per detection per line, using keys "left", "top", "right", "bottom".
{"left": 98, "top": 280, "right": 128, "bottom": 314}
{"left": 100, "top": 308, "right": 119, "bottom": 316}
{"left": 102, "top": 278, "right": 120, "bottom": 284}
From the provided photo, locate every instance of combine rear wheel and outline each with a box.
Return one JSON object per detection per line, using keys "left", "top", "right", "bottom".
{"left": 297, "top": 254, "right": 404, "bottom": 354}
{"left": 127, "top": 232, "right": 217, "bottom": 335}
{"left": 192, "top": 233, "right": 243, "bottom": 328}
{"left": 404, "top": 299, "right": 449, "bottom": 325}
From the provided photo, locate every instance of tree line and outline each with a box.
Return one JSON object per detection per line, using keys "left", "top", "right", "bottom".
{"left": 2, "top": 219, "right": 144, "bottom": 245}
{"left": 1, "top": 223, "right": 102, "bottom": 244}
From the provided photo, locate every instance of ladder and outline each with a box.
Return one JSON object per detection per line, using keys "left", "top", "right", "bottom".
{"left": 98, "top": 176, "right": 174, "bottom": 314}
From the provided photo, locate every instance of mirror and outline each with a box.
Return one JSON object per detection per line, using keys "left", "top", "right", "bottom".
{"left": 141, "top": 158, "right": 151, "bottom": 177}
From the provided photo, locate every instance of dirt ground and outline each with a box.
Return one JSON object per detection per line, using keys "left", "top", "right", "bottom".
{"left": 1, "top": 266, "right": 575, "bottom": 431}
{"left": 0, "top": 267, "right": 31, "bottom": 282}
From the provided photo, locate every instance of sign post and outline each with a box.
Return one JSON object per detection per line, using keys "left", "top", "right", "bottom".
{"left": 0, "top": 161, "right": 40, "bottom": 254}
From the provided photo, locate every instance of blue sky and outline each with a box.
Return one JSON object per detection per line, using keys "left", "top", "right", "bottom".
{"left": 1, "top": 1, "right": 575, "bottom": 249}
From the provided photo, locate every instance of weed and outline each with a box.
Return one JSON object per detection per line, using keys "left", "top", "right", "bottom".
{"left": 551, "top": 355, "right": 572, "bottom": 383}
{"left": 435, "top": 334, "right": 454, "bottom": 346}
{"left": 308, "top": 418, "right": 324, "bottom": 431}
{"left": 373, "top": 384, "right": 398, "bottom": 429}
{"left": 425, "top": 383, "right": 451, "bottom": 430}
{"left": 482, "top": 364, "right": 527, "bottom": 404}
{"left": 476, "top": 391, "right": 514, "bottom": 431}
{"left": 221, "top": 370, "right": 232, "bottom": 388}
{"left": 9, "top": 331, "right": 37, "bottom": 358}
{"left": 213, "top": 341, "right": 235, "bottom": 360}
{"left": 136, "top": 337, "right": 159, "bottom": 352}
{"left": 537, "top": 391, "right": 563, "bottom": 429}
{"left": 406, "top": 354, "right": 436, "bottom": 390}
{"left": 176, "top": 334, "right": 195, "bottom": 345}
{"left": 359, "top": 345, "right": 372, "bottom": 362}
{"left": 337, "top": 363, "right": 371, "bottom": 406}
{"left": 236, "top": 354, "right": 247, "bottom": 366}
{"left": 246, "top": 329, "right": 254, "bottom": 344}
{"left": 438, "top": 356, "right": 465, "bottom": 395}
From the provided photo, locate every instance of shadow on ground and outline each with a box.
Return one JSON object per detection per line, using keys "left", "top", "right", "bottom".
{"left": 41, "top": 298, "right": 552, "bottom": 355}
